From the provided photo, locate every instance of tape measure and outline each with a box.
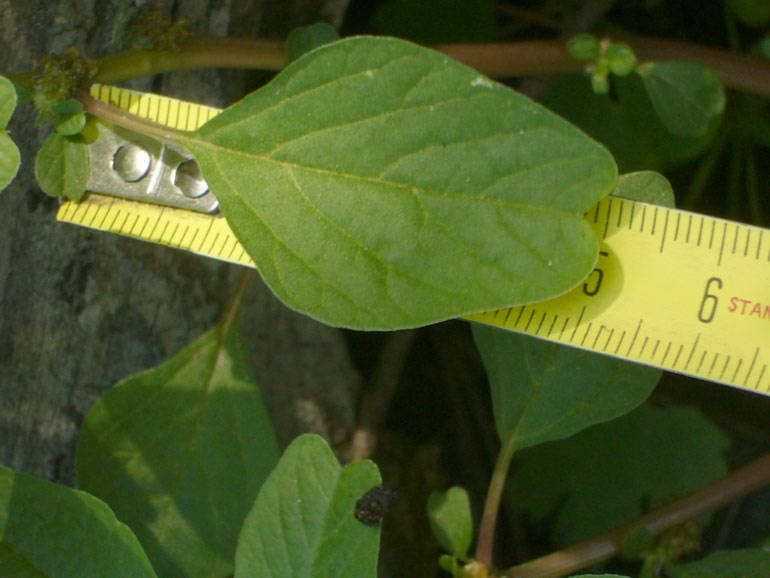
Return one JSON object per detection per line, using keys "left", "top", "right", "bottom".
{"left": 58, "top": 85, "right": 770, "bottom": 397}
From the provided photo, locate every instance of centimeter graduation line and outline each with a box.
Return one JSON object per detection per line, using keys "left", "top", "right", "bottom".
{"left": 58, "top": 84, "right": 770, "bottom": 397}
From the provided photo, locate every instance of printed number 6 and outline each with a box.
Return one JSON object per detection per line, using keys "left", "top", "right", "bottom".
{"left": 698, "top": 277, "right": 722, "bottom": 323}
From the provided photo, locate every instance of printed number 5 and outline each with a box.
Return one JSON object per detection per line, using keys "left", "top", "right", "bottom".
{"left": 583, "top": 251, "right": 609, "bottom": 297}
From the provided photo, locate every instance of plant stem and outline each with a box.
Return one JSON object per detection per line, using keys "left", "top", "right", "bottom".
{"left": 9, "top": 36, "right": 770, "bottom": 98}
{"left": 10, "top": 37, "right": 286, "bottom": 92}
{"left": 475, "top": 430, "right": 519, "bottom": 571}
{"left": 74, "top": 88, "right": 186, "bottom": 142}
{"left": 499, "top": 451, "right": 770, "bottom": 578}
{"left": 436, "top": 37, "right": 770, "bottom": 97}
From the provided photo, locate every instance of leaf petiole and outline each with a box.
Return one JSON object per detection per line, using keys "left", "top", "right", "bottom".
{"left": 475, "top": 430, "right": 518, "bottom": 571}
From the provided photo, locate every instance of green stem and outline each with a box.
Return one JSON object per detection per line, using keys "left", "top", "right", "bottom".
{"left": 10, "top": 37, "right": 286, "bottom": 92}
{"left": 475, "top": 430, "right": 519, "bottom": 571}
{"left": 499, "top": 451, "right": 770, "bottom": 578}
{"left": 74, "top": 88, "right": 186, "bottom": 142}
{"left": 8, "top": 35, "right": 770, "bottom": 98}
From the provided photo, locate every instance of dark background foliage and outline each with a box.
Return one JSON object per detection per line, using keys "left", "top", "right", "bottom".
{"left": 1, "top": 1, "right": 769, "bottom": 576}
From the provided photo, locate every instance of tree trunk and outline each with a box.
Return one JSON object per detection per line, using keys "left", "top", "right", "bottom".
{"left": 0, "top": 0, "right": 359, "bottom": 486}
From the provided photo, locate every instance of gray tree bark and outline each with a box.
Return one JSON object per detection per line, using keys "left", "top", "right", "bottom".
{"left": 0, "top": 0, "right": 359, "bottom": 486}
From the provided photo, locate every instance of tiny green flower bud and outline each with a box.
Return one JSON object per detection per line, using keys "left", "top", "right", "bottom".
{"left": 606, "top": 43, "right": 638, "bottom": 76}
{"left": 567, "top": 34, "right": 601, "bottom": 62}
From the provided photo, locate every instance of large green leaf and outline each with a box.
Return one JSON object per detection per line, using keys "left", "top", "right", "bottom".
{"left": 34, "top": 130, "right": 89, "bottom": 200}
{"left": 0, "top": 465, "right": 157, "bottom": 578}
{"left": 508, "top": 404, "right": 729, "bottom": 546}
{"left": 472, "top": 325, "right": 661, "bottom": 449}
{"left": 235, "top": 434, "right": 382, "bottom": 578}
{"left": 672, "top": 549, "right": 770, "bottom": 577}
{"left": 77, "top": 321, "right": 280, "bottom": 578}
{"left": 177, "top": 36, "right": 617, "bottom": 330}
{"left": 0, "top": 76, "right": 20, "bottom": 191}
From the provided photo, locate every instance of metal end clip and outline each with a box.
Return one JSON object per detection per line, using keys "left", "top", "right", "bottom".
{"left": 87, "top": 122, "right": 219, "bottom": 214}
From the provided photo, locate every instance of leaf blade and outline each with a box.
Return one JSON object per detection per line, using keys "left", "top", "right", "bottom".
{"left": 179, "top": 37, "right": 617, "bottom": 330}
{"left": 508, "top": 405, "right": 729, "bottom": 546}
{"left": 639, "top": 61, "right": 726, "bottom": 138}
{"left": 234, "top": 434, "right": 382, "bottom": 578}
{"left": 34, "top": 131, "right": 89, "bottom": 200}
{"left": 0, "top": 133, "right": 20, "bottom": 191}
{"left": 77, "top": 322, "right": 280, "bottom": 578}
{"left": 427, "top": 486, "right": 473, "bottom": 559}
{"left": 672, "top": 548, "right": 770, "bottom": 578}
{"left": 0, "top": 76, "right": 16, "bottom": 128}
{"left": 472, "top": 325, "right": 661, "bottom": 450}
{"left": 0, "top": 465, "right": 157, "bottom": 578}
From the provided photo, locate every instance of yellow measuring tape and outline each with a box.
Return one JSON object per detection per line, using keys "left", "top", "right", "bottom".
{"left": 58, "top": 85, "right": 770, "bottom": 397}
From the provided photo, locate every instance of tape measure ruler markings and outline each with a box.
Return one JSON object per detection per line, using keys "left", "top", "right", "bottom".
{"left": 469, "top": 196, "right": 770, "bottom": 395}
{"left": 57, "top": 85, "right": 770, "bottom": 396}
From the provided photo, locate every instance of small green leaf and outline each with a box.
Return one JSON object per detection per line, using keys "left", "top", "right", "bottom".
{"left": 34, "top": 131, "right": 89, "bottom": 200}
{"left": 0, "top": 76, "right": 20, "bottom": 191}
{"left": 567, "top": 34, "right": 600, "bottom": 62}
{"left": 613, "top": 171, "right": 675, "bottom": 207}
{"left": 54, "top": 111, "right": 87, "bottom": 136}
{"left": 77, "top": 322, "right": 280, "bottom": 578}
{"left": 638, "top": 61, "right": 726, "bottom": 138}
{"left": 508, "top": 405, "right": 729, "bottom": 546}
{"left": 427, "top": 487, "right": 473, "bottom": 559}
{"left": 286, "top": 23, "right": 340, "bottom": 63}
{"left": 0, "top": 75, "right": 17, "bottom": 127}
{"left": 178, "top": 36, "right": 617, "bottom": 330}
{"left": 234, "top": 434, "right": 382, "bottom": 578}
{"left": 0, "top": 464, "right": 157, "bottom": 578}
{"left": 0, "top": 133, "right": 20, "bottom": 191}
{"left": 605, "top": 43, "right": 637, "bottom": 76}
{"left": 672, "top": 548, "right": 770, "bottom": 578}
{"left": 472, "top": 325, "right": 661, "bottom": 449}
{"left": 52, "top": 99, "right": 86, "bottom": 136}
